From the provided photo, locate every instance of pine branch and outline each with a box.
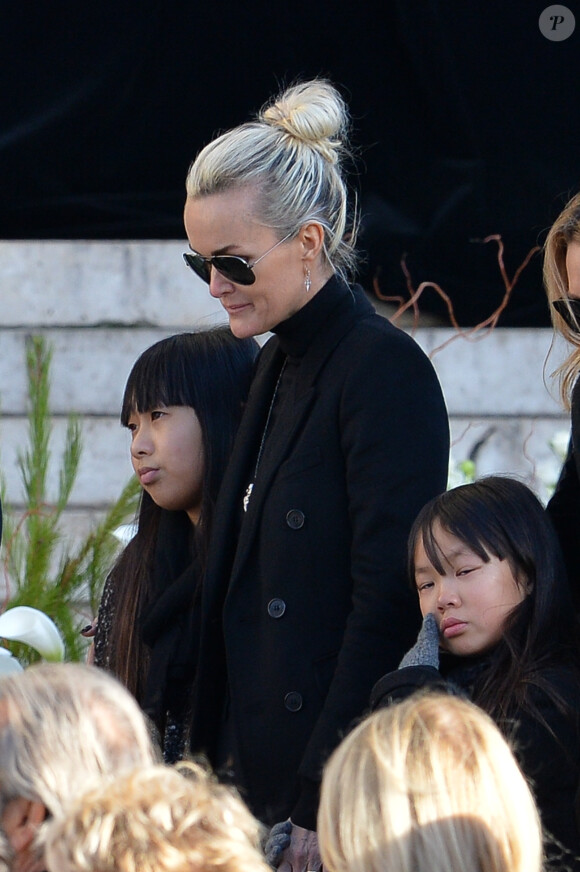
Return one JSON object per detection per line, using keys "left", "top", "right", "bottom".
{"left": 56, "top": 416, "right": 82, "bottom": 514}
{"left": 0, "top": 335, "right": 141, "bottom": 663}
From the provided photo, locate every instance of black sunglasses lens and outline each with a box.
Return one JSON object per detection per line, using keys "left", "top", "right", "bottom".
{"left": 183, "top": 252, "right": 255, "bottom": 285}
{"left": 183, "top": 253, "right": 211, "bottom": 283}
{"left": 213, "top": 256, "right": 255, "bottom": 285}
{"left": 552, "top": 298, "right": 580, "bottom": 331}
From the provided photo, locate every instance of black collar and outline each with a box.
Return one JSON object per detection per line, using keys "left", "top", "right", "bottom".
{"left": 273, "top": 274, "right": 353, "bottom": 359}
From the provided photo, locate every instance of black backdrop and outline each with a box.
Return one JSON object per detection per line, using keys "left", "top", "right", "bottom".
{"left": 2, "top": 0, "right": 579, "bottom": 325}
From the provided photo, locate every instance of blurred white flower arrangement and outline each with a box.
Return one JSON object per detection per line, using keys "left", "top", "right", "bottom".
{"left": 112, "top": 522, "right": 138, "bottom": 545}
{"left": 448, "top": 428, "right": 570, "bottom": 503}
{"left": 549, "top": 429, "right": 570, "bottom": 462}
{"left": 535, "top": 428, "right": 570, "bottom": 500}
{"left": 447, "top": 456, "right": 477, "bottom": 489}
{"left": 0, "top": 606, "right": 64, "bottom": 674}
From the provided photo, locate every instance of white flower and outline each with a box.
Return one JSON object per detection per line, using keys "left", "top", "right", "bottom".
{"left": 535, "top": 458, "right": 562, "bottom": 501}
{"left": 0, "top": 647, "right": 23, "bottom": 674}
{"left": 0, "top": 607, "right": 65, "bottom": 662}
{"left": 549, "top": 429, "right": 571, "bottom": 462}
{"left": 112, "top": 523, "right": 138, "bottom": 545}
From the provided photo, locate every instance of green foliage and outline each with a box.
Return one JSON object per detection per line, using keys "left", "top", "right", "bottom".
{"left": 0, "top": 335, "right": 140, "bottom": 664}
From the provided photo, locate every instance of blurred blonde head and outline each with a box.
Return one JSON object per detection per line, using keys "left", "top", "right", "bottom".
{"left": 44, "top": 762, "right": 271, "bottom": 872}
{"left": 318, "top": 692, "right": 542, "bottom": 872}
{"left": 0, "top": 663, "right": 156, "bottom": 818}
{"left": 0, "top": 662, "right": 157, "bottom": 871}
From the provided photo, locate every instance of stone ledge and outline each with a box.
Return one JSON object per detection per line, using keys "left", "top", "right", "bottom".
{"left": 1, "top": 240, "right": 221, "bottom": 327}
{"left": 0, "top": 326, "right": 568, "bottom": 417}
{"left": 0, "top": 414, "right": 569, "bottom": 507}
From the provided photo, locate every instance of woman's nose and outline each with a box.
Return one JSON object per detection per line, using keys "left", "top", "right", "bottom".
{"left": 208, "top": 267, "right": 234, "bottom": 299}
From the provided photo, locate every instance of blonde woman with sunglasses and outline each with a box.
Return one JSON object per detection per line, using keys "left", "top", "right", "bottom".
{"left": 544, "top": 192, "right": 580, "bottom": 610}
{"left": 182, "top": 78, "right": 450, "bottom": 872}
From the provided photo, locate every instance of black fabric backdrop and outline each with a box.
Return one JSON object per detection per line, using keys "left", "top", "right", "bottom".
{"left": 2, "top": 0, "right": 579, "bottom": 325}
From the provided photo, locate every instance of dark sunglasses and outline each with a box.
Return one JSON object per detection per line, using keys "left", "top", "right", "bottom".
{"left": 552, "top": 298, "right": 580, "bottom": 331}
{"left": 183, "top": 231, "right": 294, "bottom": 286}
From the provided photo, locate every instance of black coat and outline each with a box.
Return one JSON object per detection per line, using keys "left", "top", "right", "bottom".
{"left": 371, "top": 658, "right": 580, "bottom": 869}
{"left": 190, "top": 275, "right": 450, "bottom": 827}
{"left": 547, "top": 378, "right": 580, "bottom": 610}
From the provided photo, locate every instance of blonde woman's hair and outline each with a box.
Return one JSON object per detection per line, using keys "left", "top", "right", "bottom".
{"left": 185, "top": 79, "right": 358, "bottom": 283}
{"left": 0, "top": 663, "right": 157, "bottom": 826}
{"left": 543, "top": 191, "right": 580, "bottom": 408}
{"left": 318, "top": 692, "right": 543, "bottom": 872}
{"left": 44, "top": 762, "right": 271, "bottom": 872}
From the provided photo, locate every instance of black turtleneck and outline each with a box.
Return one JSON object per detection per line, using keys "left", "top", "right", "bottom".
{"left": 242, "top": 275, "right": 355, "bottom": 504}
{"left": 272, "top": 272, "right": 353, "bottom": 359}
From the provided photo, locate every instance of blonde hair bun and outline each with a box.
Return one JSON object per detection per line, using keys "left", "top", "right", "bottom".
{"left": 185, "top": 77, "right": 358, "bottom": 282}
{"left": 261, "top": 80, "right": 347, "bottom": 164}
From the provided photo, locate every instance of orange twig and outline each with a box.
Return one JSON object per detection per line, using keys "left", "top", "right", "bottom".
{"left": 371, "top": 236, "right": 541, "bottom": 358}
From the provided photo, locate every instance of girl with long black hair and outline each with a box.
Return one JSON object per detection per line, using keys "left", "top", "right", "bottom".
{"left": 371, "top": 476, "right": 580, "bottom": 868}
{"left": 93, "top": 328, "right": 258, "bottom": 760}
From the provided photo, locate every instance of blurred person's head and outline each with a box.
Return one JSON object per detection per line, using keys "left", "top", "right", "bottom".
{"left": 44, "top": 761, "right": 271, "bottom": 872}
{"left": 0, "top": 662, "right": 156, "bottom": 872}
{"left": 318, "top": 692, "right": 543, "bottom": 872}
{"left": 543, "top": 190, "right": 580, "bottom": 407}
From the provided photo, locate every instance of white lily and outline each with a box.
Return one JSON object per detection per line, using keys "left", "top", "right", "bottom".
{"left": 549, "top": 428, "right": 571, "bottom": 463}
{"left": 0, "top": 647, "right": 23, "bottom": 674}
{"left": 0, "top": 607, "right": 65, "bottom": 662}
{"left": 113, "top": 522, "right": 138, "bottom": 545}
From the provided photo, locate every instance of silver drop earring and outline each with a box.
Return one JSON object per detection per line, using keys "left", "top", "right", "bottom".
{"left": 304, "top": 268, "right": 311, "bottom": 293}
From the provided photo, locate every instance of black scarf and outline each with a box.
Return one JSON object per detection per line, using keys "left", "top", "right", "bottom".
{"left": 140, "top": 511, "right": 202, "bottom": 759}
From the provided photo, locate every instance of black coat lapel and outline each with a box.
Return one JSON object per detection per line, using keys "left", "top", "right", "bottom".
{"left": 205, "top": 281, "right": 376, "bottom": 602}
{"left": 201, "top": 341, "right": 286, "bottom": 611}
{"left": 230, "top": 289, "right": 370, "bottom": 584}
{"left": 229, "top": 383, "right": 317, "bottom": 579}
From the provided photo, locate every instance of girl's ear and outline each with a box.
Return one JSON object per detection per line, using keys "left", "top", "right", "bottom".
{"left": 516, "top": 571, "right": 533, "bottom": 596}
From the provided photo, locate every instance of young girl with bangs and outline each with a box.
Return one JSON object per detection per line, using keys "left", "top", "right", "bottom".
{"left": 93, "top": 328, "right": 258, "bottom": 761}
{"left": 371, "top": 475, "right": 580, "bottom": 869}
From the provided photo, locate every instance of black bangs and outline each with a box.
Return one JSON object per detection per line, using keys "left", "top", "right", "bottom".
{"left": 418, "top": 509, "right": 493, "bottom": 577}
{"left": 408, "top": 477, "right": 555, "bottom": 592}
{"left": 120, "top": 335, "right": 203, "bottom": 426}
{"left": 408, "top": 480, "right": 521, "bottom": 583}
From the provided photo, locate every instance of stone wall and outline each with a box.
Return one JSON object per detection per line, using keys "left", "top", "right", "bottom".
{"left": 0, "top": 241, "right": 570, "bottom": 551}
